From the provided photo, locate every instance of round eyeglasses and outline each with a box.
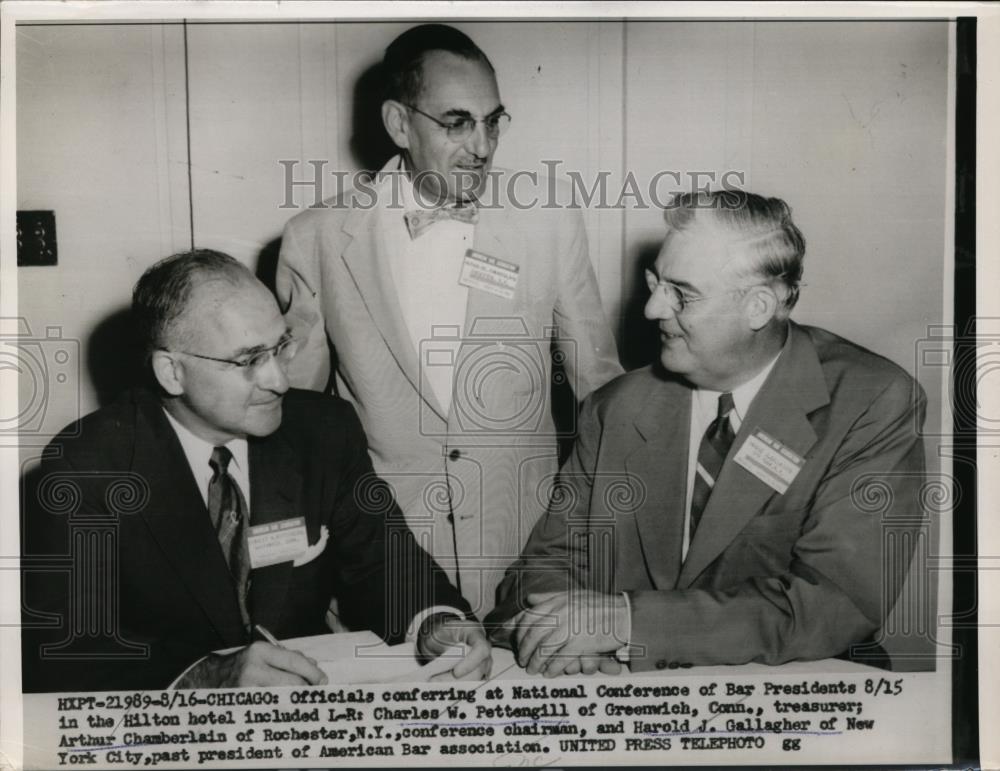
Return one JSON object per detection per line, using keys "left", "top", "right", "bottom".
{"left": 405, "top": 104, "right": 512, "bottom": 141}
{"left": 645, "top": 271, "right": 783, "bottom": 314}
{"left": 167, "top": 336, "right": 299, "bottom": 380}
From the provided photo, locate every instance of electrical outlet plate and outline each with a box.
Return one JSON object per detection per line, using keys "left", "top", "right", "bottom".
{"left": 16, "top": 210, "right": 58, "bottom": 266}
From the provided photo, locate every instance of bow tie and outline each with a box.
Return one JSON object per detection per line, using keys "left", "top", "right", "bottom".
{"left": 403, "top": 204, "right": 479, "bottom": 239}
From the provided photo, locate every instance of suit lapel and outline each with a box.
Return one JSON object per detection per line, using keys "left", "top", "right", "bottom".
{"left": 340, "top": 203, "right": 437, "bottom": 411}
{"left": 678, "top": 324, "right": 831, "bottom": 587}
{"left": 624, "top": 376, "right": 691, "bottom": 590}
{"left": 246, "top": 430, "right": 304, "bottom": 633}
{"left": 130, "top": 393, "right": 246, "bottom": 646}
{"left": 340, "top": 182, "right": 528, "bottom": 423}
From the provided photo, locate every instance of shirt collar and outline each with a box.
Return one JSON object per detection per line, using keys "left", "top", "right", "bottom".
{"left": 694, "top": 336, "right": 787, "bottom": 424}
{"left": 398, "top": 164, "right": 423, "bottom": 213}
{"left": 162, "top": 407, "right": 249, "bottom": 477}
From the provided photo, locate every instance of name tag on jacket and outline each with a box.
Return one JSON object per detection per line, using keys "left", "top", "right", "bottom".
{"left": 247, "top": 517, "right": 309, "bottom": 568}
{"left": 733, "top": 428, "right": 805, "bottom": 494}
{"left": 458, "top": 249, "right": 519, "bottom": 299}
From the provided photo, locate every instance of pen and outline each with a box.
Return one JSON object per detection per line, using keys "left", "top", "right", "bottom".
{"left": 255, "top": 624, "right": 283, "bottom": 647}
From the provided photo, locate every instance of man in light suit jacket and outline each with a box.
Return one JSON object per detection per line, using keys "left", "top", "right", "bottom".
{"left": 276, "top": 24, "right": 623, "bottom": 617}
{"left": 488, "top": 190, "right": 927, "bottom": 675}
{"left": 21, "top": 250, "right": 490, "bottom": 692}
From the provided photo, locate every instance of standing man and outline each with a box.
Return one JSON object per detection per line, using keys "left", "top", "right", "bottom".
{"left": 277, "top": 24, "right": 623, "bottom": 617}
{"left": 489, "top": 190, "right": 926, "bottom": 675}
{"left": 21, "top": 250, "right": 489, "bottom": 692}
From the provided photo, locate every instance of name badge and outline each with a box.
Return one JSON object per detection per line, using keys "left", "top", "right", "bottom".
{"left": 247, "top": 517, "right": 309, "bottom": 569}
{"left": 732, "top": 429, "right": 804, "bottom": 495}
{"left": 458, "top": 249, "right": 519, "bottom": 299}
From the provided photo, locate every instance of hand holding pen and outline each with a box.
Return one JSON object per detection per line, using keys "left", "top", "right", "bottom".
{"left": 177, "top": 624, "right": 328, "bottom": 688}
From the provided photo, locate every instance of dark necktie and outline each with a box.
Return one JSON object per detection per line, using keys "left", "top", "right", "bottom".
{"left": 208, "top": 446, "right": 251, "bottom": 630}
{"left": 689, "top": 392, "right": 736, "bottom": 540}
{"left": 403, "top": 203, "right": 479, "bottom": 239}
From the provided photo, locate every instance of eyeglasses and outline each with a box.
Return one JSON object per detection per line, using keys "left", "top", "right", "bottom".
{"left": 405, "top": 104, "right": 512, "bottom": 141}
{"left": 645, "top": 271, "right": 775, "bottom": 314}
{"left": 168, "top": 336, "right": 299, "bottom": 380}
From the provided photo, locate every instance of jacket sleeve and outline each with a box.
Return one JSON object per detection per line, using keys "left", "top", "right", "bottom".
{"left": 275, "top": 215, "right": 333, "bottom": 392}
{"left": 628, "top": 375, "right": 927, "bottom": 669}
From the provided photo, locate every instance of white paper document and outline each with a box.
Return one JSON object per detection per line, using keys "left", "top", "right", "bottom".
{"left": 279, "top": 631, "right": 465, "bottom": 684}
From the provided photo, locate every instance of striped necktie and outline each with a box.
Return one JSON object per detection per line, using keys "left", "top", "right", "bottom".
{"left": 208, "top": 446, "right": 251, "bottom": 631}
{"left": 690, "top": 392, "right": 736, "bottom": 540}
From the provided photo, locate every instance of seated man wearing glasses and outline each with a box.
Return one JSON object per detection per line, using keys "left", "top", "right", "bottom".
{"left": 276, "top": 24, "right": 622, "bottom": 620}
{"left": 487, "top": 191, "right": 927, "bottom": 675}
{"left": 21, "top": 250, "right": 490, "bottom": 692}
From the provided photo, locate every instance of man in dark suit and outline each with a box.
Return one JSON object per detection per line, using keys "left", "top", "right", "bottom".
{"left": 21, "top": 250, "right": 490, "bottom": 692}
{"left": 488, "top": 190, "right": 926, "bottom": 675}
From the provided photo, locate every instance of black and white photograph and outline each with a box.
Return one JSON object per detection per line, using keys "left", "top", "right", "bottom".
{"left": 0, "top": 2, "right": 992, "bottom": 769}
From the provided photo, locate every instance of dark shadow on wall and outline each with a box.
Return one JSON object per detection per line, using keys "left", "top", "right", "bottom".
{"left": 87, "top": 305, "right": 145, "bottom": 407}
{"left": 619, "top": 238, "right": 663, "bottom": 371}
{"left": 350, "top": 61, "right": 398, "bottom": 174}
{"left": 256, "top": 235, "right": 283, "bottom": 297}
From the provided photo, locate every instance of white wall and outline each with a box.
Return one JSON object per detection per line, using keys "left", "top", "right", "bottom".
{"left": 16, "top": 23, "right": 189, "bottom": 445}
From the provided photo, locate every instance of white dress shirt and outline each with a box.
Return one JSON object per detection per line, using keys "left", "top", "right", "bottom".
{"left": 378, "top": 159, "right": 474, "bottom": 416}
{"left": 163, "top": 408, "right": 250, "bottom": 511}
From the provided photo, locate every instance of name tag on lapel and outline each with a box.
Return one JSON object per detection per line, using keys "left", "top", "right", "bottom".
{"left": 733, "top": 429, "right": 804, "bottom": 495}
{"left": 247, "top": 517, "right": 308, "bottom": 568}
{"left": 458, "top": 249, "right": 519, "bottom": 299}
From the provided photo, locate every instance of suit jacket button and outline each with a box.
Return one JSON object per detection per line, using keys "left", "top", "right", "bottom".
{"left": 655, "top": 660, "right": 668, "bottom": 670}
{"left": 448, "top": 449, "right": 461, "bottom": 461}
{"left": 447, "top": 513, "right": 455, "bottom": 524}
{"left": 667, "top": 662, "right": 680, "bottom": 670}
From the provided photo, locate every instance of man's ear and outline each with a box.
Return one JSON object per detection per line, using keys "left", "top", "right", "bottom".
{"left": 382, "top": 100, "right": 411, "bottom": 149}
{"left": 745, "top": 285, "right": 780, "bottom": 331}
{"left": 151, "top": 350, "right": 185, "bottom": 396}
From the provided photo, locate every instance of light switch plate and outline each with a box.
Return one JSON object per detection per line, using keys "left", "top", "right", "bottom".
{"left": 17, "top": 210, "right": 58, "bottom": 266}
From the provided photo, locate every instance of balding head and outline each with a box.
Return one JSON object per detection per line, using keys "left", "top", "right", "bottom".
{"left": 133, "top": 249, "right": 259, "bottom": 361}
